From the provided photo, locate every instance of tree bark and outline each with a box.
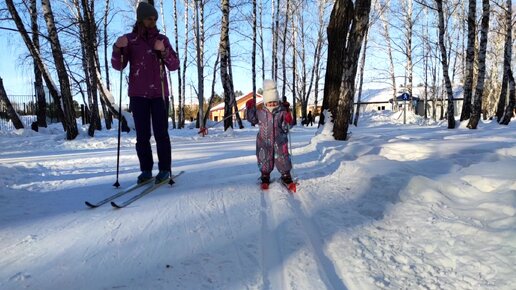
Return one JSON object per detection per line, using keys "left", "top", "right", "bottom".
{"left": 181, "top": 0, "right": 189, "bottom": 128}
{"left": 496, "top": 0, "right": 513, "bottom": 123}
{"left": 173, "top": 0, "right": 183, "bottom": 128}
{"left": 219, "top": 0, "right": 236, "bottom": 130}
{"left": 41, "top": 0, "right": 79, "bottom": 139}
{"left": 436, "top": 0, "right": 456, "bottom": 129}
{"left": 30, "top": 0, "right": 47, "bottom": 128}
{"left": 102, "top": 0, "right": 112, "bottom": 129}
{"left": 460, "top": 0, "right": 476, "bottom": 121}
{"left": 326, "top": 0, "right": 372, "bottom": 140}
{"left": 467, "top": 0, "right": 490, "bottom": 129}
{"left": 0, "top": 77, "right": 24, "bottom": 129}
{"left": 353, "top": 26, "right": 369, "bottom": 126}
{"left": 379, "top": 0, "right": 397, "bottom": 111}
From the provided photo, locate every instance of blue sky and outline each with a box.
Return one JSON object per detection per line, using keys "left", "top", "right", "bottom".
{"left": 0, "top": 0, "right": 426, "bottom": 108}
{"left": 0, "top": 0, "right": 263, "bottom": 107}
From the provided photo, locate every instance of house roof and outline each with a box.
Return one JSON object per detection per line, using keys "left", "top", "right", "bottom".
{"left": 210, "top": 92, "right": 263, "bottom": 112}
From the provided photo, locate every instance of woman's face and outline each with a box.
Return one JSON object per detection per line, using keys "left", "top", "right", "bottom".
{"left": 143, "top": 16, "right": 157, "bottom": 28}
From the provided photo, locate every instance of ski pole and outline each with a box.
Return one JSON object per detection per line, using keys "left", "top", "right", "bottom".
{"left": 113, "top": 50, "right": 124, "bottom": 188}
{"left": 157, "top": 52, "right": 174, "bottom": 185}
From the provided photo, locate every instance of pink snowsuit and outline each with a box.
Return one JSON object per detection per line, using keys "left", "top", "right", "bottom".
{"left": 247, "top": 106, "right": 292, "bottom": 175}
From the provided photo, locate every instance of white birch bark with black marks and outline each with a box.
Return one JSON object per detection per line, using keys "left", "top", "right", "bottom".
{"left": 0, "top": 77, "right": 24, "bottom": 129}
{"left": 273, "top": 0, "right": 280, "bottom": 81}
{"left": 101, "top": 0, "right": 113, "bottom": 129}
{"left": 496, "top": 0, "right": 513, "bottom": 123}
{"left": 325, "top": 0, "right": 372, "bottom": 140}
{"left": 79, "top": 0, "right": 102, "bottom": 136}
{"left": 41, "top": 0, "right": 79, "bottom": 139}
{"left": 436, "top": 0, "right": 456, "bottom": 129}
{"left": 173, "top": 0, "right": 183, "bottom": 128}
{"left": 353, "top": 26, "right": 369, "bottom": 126}
{"left": 467, "top": 0, "right": 489, "bottom": 129}
{"left": 219, "top": 0, "right": 236, "bottom": 130}
{"left": 291, "top": 8, "right": 297, "bottom": 125}
{"left": 379, "top": 0, "right": 397, "bottom": 110}
{"left": 181, "top": 0, "right": 189, "bottom": 128}
{"left": 401, "top": 0, "right": 413, "bottom": 106}
{"left": 460, "top": 0, "right": 476, "bottom": 121}
{"left": 30, "top": 0, "right": 47, "bottom": 128}
{"left": 281, "top": 0, "right": 290, "bottom": 100}
{"left": 259, "top": 0, "right": 265, "bottom": 81}
{"left": 194, "top": 0, "right": 205, "bottom": 129}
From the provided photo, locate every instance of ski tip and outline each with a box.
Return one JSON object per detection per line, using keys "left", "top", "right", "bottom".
{"left": 260, "top": 183, "right": 269, "bottom": 190}
{"left": 85, "top": 201, "right": 98, "bottom": 208}
{"left": 110, "top": 201, "right": 122, "bottom": 209}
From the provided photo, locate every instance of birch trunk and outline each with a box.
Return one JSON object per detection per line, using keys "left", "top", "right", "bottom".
{"left": 436, "top": 0, "right": 456, "bottom": 129}
{"left": 181, "top": 0, "right": 189, "bottom": 128}
{"left": 219, "top": 0, "right": 235, "bottom": 130}
{"left": 173, "top": 0, "right": 183, "bottom": 128}
{"left": 460, "top": 0, "right": 476, "bottom": 121}
{"left": 353, "top": 26, "right": 369, "bottom": 126}
{"left": 467, "top": 0, "right": 489, "bottom": 129}
{"left": 498, "top": 0, "right": 514, "bottom": 125}
{"left": 29, "top": 0, "right": 47, "bottom": 128}
{"left": 326, "top": 0, "right": 371, "bottom": 140}
{"left": 0, "top": 78, "right": 24, "bottom": 129}
{"left": 41, "top": 0, "right": 79, "bottom": 139}
{"left": 380, "top": 0, "right": 397, "bottom": 110}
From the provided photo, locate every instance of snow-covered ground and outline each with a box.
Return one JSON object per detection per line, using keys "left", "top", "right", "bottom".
{"left": 0, "top": 111, "right": 515, "bottom": 290}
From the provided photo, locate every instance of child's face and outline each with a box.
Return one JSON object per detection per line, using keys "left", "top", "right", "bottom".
{"left": 266, "top": 101, "right": 278, "bottom": 108}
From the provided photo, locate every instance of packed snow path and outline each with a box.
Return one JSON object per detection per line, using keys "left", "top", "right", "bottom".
{"left": 1, "top": 115, "right": 515, "bottom": 289}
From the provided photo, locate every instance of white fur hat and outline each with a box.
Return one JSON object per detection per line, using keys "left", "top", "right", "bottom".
{"left": 262, "top": 79, "right": 279, "bottom": 104}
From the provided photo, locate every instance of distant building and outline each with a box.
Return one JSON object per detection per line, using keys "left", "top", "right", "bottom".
{"left": 209, "top": 92, "right": 264, "bottom": 122}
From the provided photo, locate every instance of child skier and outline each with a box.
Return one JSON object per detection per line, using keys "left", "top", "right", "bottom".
{"left": 246, "top": 79, "right": 296, "bottom": 192}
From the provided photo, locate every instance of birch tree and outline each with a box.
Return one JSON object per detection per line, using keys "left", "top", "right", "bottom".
{"left": 30, "top": 0, "right": 47, "bottom": 128}
{"left": 157, "top": 0, "right": 176, "bottom": 128}
{"left": 322, "top": 0, "right": 372, "bottom": 140}
{"left": 173, "top": 0, "right": 183, "bottom": 128}
{"left": 467, "top": 0, "right": 490, "bottom": 129}
{"left": 219, "top": 0, "right": 236, "bottom": 130}
{"left": 252, "top": 0, "right": 257, "bottom": 104}
{"left": 100, "top": 0, "right": 113, "bottom": 130}
{"left": 460, "top": 0, "right": 476, "bottom": 121}
{"left": 499, "top": 0, "right": 515, "bottom": 125}
{"left": 0, "top": 77, "right": 24, "bottom": 129}
{"left": 379, "top": 0, "right": 397, "bottom": 110}
{"left": 194, "top": 0, "right": 205, "bottom": 130}
{"left": 436, "top": 0, "right": 456, "bottom": 129}
{"left": 181, "top": 0, "right": 189, "bottom": 128}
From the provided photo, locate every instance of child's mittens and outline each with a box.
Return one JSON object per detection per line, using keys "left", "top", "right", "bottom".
{"left": 284, "top": 111, "right": 293, "bottom": 124}
{"left": 246, "top": 99, "right": 256, "bottom": 109}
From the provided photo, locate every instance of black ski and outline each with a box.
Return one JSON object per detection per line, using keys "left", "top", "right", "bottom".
{"left": 111, "top": 171, "right": 184, "bottom": 209}
{"left": 85, "top": 178, "right": 155, "bottom": 208}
